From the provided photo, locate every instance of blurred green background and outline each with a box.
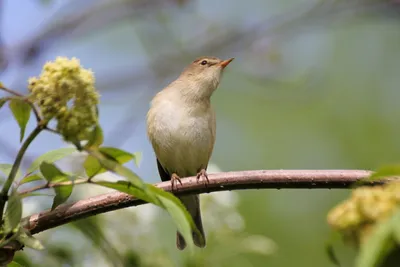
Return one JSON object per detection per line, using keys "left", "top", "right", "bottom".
{"left": 1, "top": 0, "right": 400, "bottom": 266}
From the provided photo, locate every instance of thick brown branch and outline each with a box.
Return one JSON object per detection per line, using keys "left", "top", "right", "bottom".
{"left": 24, "top": 169, "right": 375, "bottom": 235}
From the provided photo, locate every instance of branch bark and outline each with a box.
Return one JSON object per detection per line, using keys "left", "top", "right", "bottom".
{"left": 24, "top": 169, "right": 375, "bottom": 235}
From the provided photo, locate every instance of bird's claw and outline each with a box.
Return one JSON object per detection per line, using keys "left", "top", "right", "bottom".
{"left": 196, "top": 169, "right": 209, "bottom": 187}
{"left": 171, "top": 173, "right": 182, "bottom": 192}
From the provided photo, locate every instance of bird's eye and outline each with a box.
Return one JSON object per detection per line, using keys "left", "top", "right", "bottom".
{"left": 200, "top": 60, "right": 208, "bottom": 65}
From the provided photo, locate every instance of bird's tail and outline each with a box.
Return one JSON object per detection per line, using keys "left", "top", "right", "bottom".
{"left": 176, "top": 194, "right": 205, "bottom": 250}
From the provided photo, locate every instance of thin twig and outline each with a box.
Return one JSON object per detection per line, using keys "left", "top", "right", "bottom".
{"left": 0, "top": 125, "right": 44, "bottom": 221}
{"left": 0, "top": 85, "right": 23, "bottom": 97}
{"left": 44, "top": 126, "right": 61, "bottom": 135}
{"left": 24, "top": 169, "right": 376, "bottom": 235}
{"left": 25, "top": 100, "right": 42, "bottom": 123}
{"left": 19, "top": 178, "right": 89, "bottom": 196}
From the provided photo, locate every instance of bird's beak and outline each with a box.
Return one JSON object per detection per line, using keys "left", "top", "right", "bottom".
{"left": 219, "top": 58, "right": 234, "bottom": 69}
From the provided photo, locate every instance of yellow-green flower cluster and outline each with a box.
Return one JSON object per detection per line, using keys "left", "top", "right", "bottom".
{"left": 28, "top": 57, "right": 99, "bottom": 142}
{"left": 327, "top": 182, "right": 400, "bottom": 245}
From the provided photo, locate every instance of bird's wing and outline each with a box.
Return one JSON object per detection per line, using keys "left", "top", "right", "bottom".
{"left": 157, "top": 158, "right": 171, "bottom": 182}
{"left": 206, "top": 107, "right": 217, "bottom": 164}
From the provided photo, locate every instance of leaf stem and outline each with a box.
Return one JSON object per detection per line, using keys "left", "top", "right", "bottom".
{"left": 24, "top": 99, "right": 41, "bottom": 123}
{"left": 0, "top": 125, "right": 43, "bottom": 222}
{"left": 44, "top": 126, "right": 61, "bottom": 135}
{"left": 19, "top": 178, "right": 89, "bottom": 196}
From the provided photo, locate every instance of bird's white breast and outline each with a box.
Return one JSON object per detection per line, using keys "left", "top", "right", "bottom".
{"left": 147, "top": 92, "right": 215, "bottom": 177}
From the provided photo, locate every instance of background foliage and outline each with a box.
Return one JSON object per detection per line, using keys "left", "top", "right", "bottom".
{"left": 1, "top": 0, "right": 400, "bottom": 266}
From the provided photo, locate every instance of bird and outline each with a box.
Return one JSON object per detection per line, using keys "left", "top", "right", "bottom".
{"left": 146, "top": 56, "right": 234, "bottom": 250}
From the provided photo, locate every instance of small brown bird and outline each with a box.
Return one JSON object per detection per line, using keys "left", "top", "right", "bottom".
{"left": 146, "top": 56, "right": 234, "bottom": 249}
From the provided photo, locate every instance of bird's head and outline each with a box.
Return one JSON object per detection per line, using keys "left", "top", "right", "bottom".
{"left": 177, "top": 56, "right": 234, "bottom": 100}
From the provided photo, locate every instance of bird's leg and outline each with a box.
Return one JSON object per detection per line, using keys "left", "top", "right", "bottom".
{"left": 196, "top": 168, "right": 209, "bottom": 187}
{"left": 171, "top": 173, "right": 182, "bottom": 191}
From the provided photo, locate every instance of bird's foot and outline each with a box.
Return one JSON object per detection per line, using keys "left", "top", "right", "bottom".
{"left": 196, "top": 169, "right": 209, "bottom": 187}
{"left": 171, "top": 173, "right": 182, "bottom": 192}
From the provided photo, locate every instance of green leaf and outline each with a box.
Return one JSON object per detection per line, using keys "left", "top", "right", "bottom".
{"left": 27, "top": 147, "right": 76, "bottom": 174}
{"left": 4, "top": 190, "right": 22, "bottom": 233}
{"left": 0, "top": 98, "right": 8, "bottom": 110}
{"left": 17, "top": 229, "right": 44, "bottom": 250}
{"left": 90, "top": 150, "right": 183, "bottom": 238}
{"left": 0, "top": 163, "right": 22, "bottom": 180}
{"left": 40, "top": 162, "right": 66, "bottom": 183}
{"left": 20, "top": 192, "right": 54, "bottom": 199}
{"left": 86, "top": 149, "right": 143, "bottom": 186}
{"left": 111, "top": 161, "right": 146, "bottom": 190}
{"left": 0, "top": 230, "right": 19, "bottom": 248}
{"left": 8, "top": 262, "right": 25, "bottom": 267}
{"left": 355, "top": 209, "right": 400, "bottom": 267}
{"left": 325, "top": 230, "right": 342, "bottom": 266}
{"left": 83, "top": 155, "right": 104, "bottom": 178}
{"left": 52, "top": 186, "right": 73, "bottom": 210}
{"left": 95, "top": 180, "right": 197, "bottom": 249}
{"left": 132, "top": 152, "right": 142, "bottom": 167}
{"left": 85, "top": 124, "right": 104, "bottom": 149}
{"left": 151, "top": 185, "right": 201, "bottom": 248}
{"left": 391, "top": 210, "right": 400, "bottom": 244}
{"left": 157, "top": 193, "right": 195, "bottom": 249}
{"left": 18, "top": 174, "right": 43, "bottom": 185}
{"left": 40, "top": 162, "right": 73, "bottom": 210}
{"left": 99, "top": 147, "right": 134, "bottom": 165}
{"left": 84, "top": 148, "right": 138, "bottom": 178}
{"left": 354, "top": 164, "right": 400, "bottom": 186}
{"left": 9, "top": 99, "right": 31, "bottom": 142}
{"left": 94, "top": 181, "right": 152, "bottom": 203}
{"left": 370, "top": 164, "right": 400, "bottom": 181}
{"left": 326, "top": 244, "right": 340, "bottom": 266}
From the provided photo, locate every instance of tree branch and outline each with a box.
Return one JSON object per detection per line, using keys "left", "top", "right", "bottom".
{"left": 22, "top": 169, "right": 378, "bottom": 235}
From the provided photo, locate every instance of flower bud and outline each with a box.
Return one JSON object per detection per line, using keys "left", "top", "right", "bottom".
{"left": 28, "top": 57, "right": 100, "bottom": 142}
